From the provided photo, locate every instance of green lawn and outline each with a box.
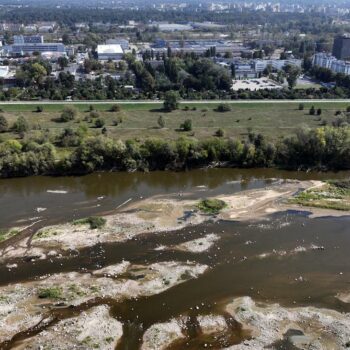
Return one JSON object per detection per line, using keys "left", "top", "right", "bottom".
{"left": 1, "top": 101, "right": 349, "bottom": 142}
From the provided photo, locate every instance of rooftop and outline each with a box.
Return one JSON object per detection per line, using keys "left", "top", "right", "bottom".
{"left": 97, "top": 44, "right": 123, "bottom": 54}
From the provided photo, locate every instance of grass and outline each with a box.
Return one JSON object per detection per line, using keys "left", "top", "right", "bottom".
{"left": 72, "top": 216, "right": 106, "bottom": 229}
{"left": 38, "top": 286, "right": 63, "bottom": 299}
{"left": 0, "top": 229, "right": 19, "bottom": 242}
{"left": 1, "top": 101, "right": 350, "bottom": 144}
{"left": 290, "top": 180, "right": 350, "bottom": 211}
{"left": 197, "top": 198, "right": 227, "bottom": 214}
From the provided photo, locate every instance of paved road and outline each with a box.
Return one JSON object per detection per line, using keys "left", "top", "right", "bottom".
{"left": 0, "top": 99, "right": 350, "bottom": 105}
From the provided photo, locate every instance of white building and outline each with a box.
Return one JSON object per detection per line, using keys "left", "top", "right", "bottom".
{"left": 254, "top": 59, "right": 302, "bottom": 72}
{"left": 97, "top": 44, "right": 123, "bottom": 61}
{"left": 312, "top": 52, "right": 350, "bottom": 75}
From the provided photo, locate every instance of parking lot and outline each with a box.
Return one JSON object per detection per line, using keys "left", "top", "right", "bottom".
{"left": 231, "top": 78, "right": 283, "bottom": 91}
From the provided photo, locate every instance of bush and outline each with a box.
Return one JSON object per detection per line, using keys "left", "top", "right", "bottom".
{"left": 298, "top": 103, "right": 304, "bottom": 110}
{"left": 36, "top": 106, "right": 43, "bottom": 113}
{"left": 110, "top": 104, "right": 121, "bottom": 112}
{"left": 197, "top": 198, "right": 227, "bottom": 214}
{"left": 215, "top": 128, "right": 225, "bottom": 137}
{"left": 73, "top": 216, "right": 106, "bottom": 229}
{"left": 309, "top": 106, "right": 315, "bottom": 115}
{"left": 317, "top": 108, "right": 322, "bottom": 115}
{"left": 216, "top": 103, "right": 231, "bottom": 112}
{"left": 158, "top": 115, "right": 165, "bottom": 128}
{"left": 60, "top": 106, "right": 77, "bottom": 122}
{"left": 38, "top": 287, "right": 63, "bottom": 299}
{"left": 112, "top": 116, "right": 123, "bottom": 126}
{"left": 13, "top": 116, "right": 29, "bottom": 134}
{"left": 181, "top": 119, "right": 192, "bottom": 131}
{"left": 0, "top": 115, "right": 8, "bottom": 132}
{"left": 94, "top": 118, "right": 105, "bottom": 128}
{"left": 90, "top": 110, "right": 100, "bottom": 118}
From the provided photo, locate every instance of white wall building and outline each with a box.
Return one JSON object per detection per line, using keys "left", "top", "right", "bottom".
{"left": 313, "top": 52, "right": 350, "bottom": 75}
{"left": 254, "top": 59, "right": 302, "bottom": 72}
{"left": 97, "top": 44, "right": 123, "bottom": 61}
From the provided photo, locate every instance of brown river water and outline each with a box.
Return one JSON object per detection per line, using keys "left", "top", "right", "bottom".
{"left": 0, "top": 169, "right": 350, "bottom": 349}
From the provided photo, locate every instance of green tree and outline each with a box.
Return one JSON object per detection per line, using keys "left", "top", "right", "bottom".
{"left": 163, "top": 91, "right": 179, "bottom": 112}
{"left": 57, "top": 56, "right": 69, "bottom": 70}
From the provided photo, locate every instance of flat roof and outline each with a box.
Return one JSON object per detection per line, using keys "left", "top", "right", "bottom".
{"left": 97, "top": 44, "right": 123, "bottom": 54}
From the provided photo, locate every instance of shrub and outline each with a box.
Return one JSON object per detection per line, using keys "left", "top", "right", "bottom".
{"left": 158, "top": 115, "right": 165, "bottom": 128}
{"left": 13, "top": 116, "right": 29, "bottom": 134}
{"left": 197, "top": 198, "right": 227, "bottom": 214}
{"left": 36, "top": 106, "right": 43, "bottom": 113}
{"left": 298, "top": 103, "right": 304, "bottom": 111}
{"left": 73, "top": 216, "right": 106, "bottom": 229}
{"left": 112, "top": 116, "right": 123, "bottom": 126}
{"left": 216, "top": 103, "right": 231, "bottom": 112}
{"left": 181, "top": 119, "right": 192, "bottom": 131}
{"left": 94, "top": 118, "right": 105, "bottom": 128}
{"left": 110, "top": 104, "right": 121, "bottom": 112}
{"left": 215, "top": 128, "right": 224, "bottom": 137}
{"left": 38, "top": 287, "right": 63, "bottom": 299}
{"left": 0, "top": 115, "right": 8, "bottom": 132}
{"left": 90, "top": 110, "right": 100, "bottom": 119}
{"left": 60, "top": 106, "right": 77, "bottom": 122}
{"left": 317, "top": 108, "right": 322, "bottom": 115}
{"left": 309, "top": 106, "right": 315, "bottom": 115}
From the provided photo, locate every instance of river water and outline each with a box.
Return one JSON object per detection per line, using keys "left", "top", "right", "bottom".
{"left": 1, "top": 169, "right": 350, "bottom": 349}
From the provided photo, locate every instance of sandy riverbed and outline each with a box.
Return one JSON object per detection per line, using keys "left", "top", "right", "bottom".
{"left": 139, "top": 296, "right": 350, "bottom": 349}
{"left": 0, "top": 260, "right": 207, "bottom": 345}
{"left": 1, "top": 179, "right": 344, "bottom": 263}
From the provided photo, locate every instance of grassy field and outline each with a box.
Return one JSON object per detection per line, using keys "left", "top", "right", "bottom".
{"left": 1, "top": 101, "right": 350, "bottom": 142}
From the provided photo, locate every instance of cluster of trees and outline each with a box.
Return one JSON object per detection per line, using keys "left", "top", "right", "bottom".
{"left": 1, "top": 125, "right": 349, "bottom": 178}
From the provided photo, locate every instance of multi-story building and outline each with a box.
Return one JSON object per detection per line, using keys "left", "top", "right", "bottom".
{"left": 332, "top": 34, "right": 350, "bottom": 60}
{"left": 254, "top": 59, "right": 302, "bottom": 72}
{"left": 10, "top": 43, "right": 65, "bottom": 55}
{"left": 312, "top": 52, "right": 350, "bottom": 75}
{"left": 13, "top": 35, "right": 44, "bottom": 44}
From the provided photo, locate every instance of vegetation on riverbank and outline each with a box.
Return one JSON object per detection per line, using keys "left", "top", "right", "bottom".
{"left": 290, "top": 180, "right": 350, "bottom": 211}
{"left": 73, "top": 216, "right": 106, "bottom": 229}
{"left": 198, "top": 199, "right": 227, "bottom": 214}
{"left": 0, "top": 229, "right": 19, "bottom": 242}
{"left": 0, "top": 102, "right": 350, "bottom": 178}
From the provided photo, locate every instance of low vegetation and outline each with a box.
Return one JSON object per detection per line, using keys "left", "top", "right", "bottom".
{"left": 290, "top": 180, "right": 350, "bottom": 211}
{"left": 73, "top": 216, "right": 106, "bottom": 229}
{"left": 38, "top": 286, "right": 63, "bottom": 299}
{"left": 197, "top": 198, "right": 227, "bottom": 214}
{"left": 0, "top": 229, "right": 19, "bottom": 242}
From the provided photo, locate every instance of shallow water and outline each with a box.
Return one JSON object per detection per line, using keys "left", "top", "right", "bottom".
{"left": 1, "top": 169, "right": 350, "bottom": 349}
{"left": 1, "top": 168, "right": 348, "bottom": 230}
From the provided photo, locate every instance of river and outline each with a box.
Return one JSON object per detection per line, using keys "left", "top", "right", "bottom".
{"left": 0, "top": 169, "right": 350, "bottom": 349}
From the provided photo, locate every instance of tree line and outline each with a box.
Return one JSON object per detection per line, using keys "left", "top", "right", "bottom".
{"left": 0, "top": 125, "right": 349, "bottom": 178}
